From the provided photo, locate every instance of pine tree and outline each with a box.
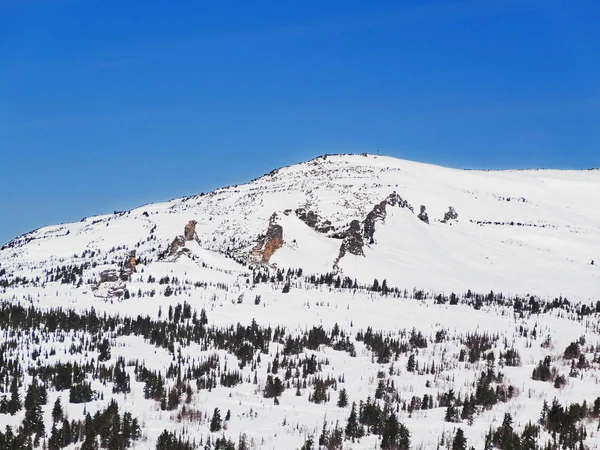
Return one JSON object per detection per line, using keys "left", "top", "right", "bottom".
{"left": 210, "top": 408, "right": 222, "bottom": 432}
{"left": 52, "top": 398, "right": 63, "bottom": 424}
{"left": 337, "top": 388, "right": 349, "bottom": 407}
{"left": 345, "top": 402, "right": 361, "bottom": 439}
{"left": 381, "top": 412, "right": 400, "bottom": 449}
{"left": 7, "top": 376, "right": 21, "bottom": 415}
{"left": 397, "top": 423, "right": 411, "bottom": 450}
{"left": 452, "top": 428, "right": 467, "bottom": 450}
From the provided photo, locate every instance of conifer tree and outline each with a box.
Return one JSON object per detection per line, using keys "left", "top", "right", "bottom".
{"left": 52, "top": 397, "right": 63, "bottom": 424}
{"left": 210, "top": 408, "right": 222, "bottom": 432}
{"left": 452, "top": 428, "right": 467, "bottom": 450}
{"left": 337, "top": 388, "right": 348, "bottom": 407}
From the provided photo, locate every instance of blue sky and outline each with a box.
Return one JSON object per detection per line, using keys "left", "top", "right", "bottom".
{"left": 1, "top": 0, "right": 599, "bottom": 244}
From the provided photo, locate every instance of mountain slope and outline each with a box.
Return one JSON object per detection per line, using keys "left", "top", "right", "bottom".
{"left": 3, "top": 153, "right": 599, "bottom": 299}
{"left": 1, "top": 154, "right": 600, "bottom": 450}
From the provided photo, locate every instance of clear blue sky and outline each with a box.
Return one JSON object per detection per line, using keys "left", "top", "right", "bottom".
{"left": 1, "top": 0, "right": 599, "bottom": 244}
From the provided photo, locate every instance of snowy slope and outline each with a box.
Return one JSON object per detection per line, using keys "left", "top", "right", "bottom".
{"left": 3, "top": 153, "right": 599, "bottom": 299}
{"left": 1, "top": 154, "right": 600, "bottom": 450}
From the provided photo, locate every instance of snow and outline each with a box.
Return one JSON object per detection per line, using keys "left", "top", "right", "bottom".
{"left": 1, "top": 154, "right": 599, "bottom": 449}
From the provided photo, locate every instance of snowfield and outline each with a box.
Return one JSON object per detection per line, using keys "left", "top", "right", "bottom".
{"left": 0, "top": 154, "right": 599, "bottom": 450}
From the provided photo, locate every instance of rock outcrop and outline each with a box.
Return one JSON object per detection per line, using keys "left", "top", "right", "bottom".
{"left": 334, "top": 191, "right": 413, "bottom": 269}
{"left": 99, "top": 269, "right": 119, "bottom": 283}
{"left": 295, "top": 208, "right": 334, "bottom": 234}
{"left": 441, "top": 206, "right": 458, "bottom": 223}
{"left": 122, "top": 250, "right": 136, "bottom": 278}
{"left": 339, "top": 219, "right": 364, "bottom": 256}
{"left": 169, "top": 235, "right": 187, "bottom": 256}
{"left": 184, "top": 220, "right": 197, "bottom": 241}
{"left": 251, "top": 213, "right": 283, "bottom": 264}
{"left": 417, "top": 205, "right": 429, "bottom": 224}
{"left": 94, "top": 269, "right": 126, "bottom": 298}
{"left": 363, "top": 192, "right": 413, "bottom": 244}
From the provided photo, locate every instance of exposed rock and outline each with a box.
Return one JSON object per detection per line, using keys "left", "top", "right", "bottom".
{"left": 363, "top": 192, "right": 414, "bottom": 244}
{"left": 184, "top": 220, "right": 197, "bottom": 241}
{"left": 251, "top": 213, "right": 284, "bottom": 264}
{"left": 333, "top": 220, "right": 364, "bottom": 271}
{"left": 334, "top": 191, "right": 413, "bottom": 270}
{"left": 417, "top": 205, "right": 429, "bottom": 224}
{"left": 295, "top": 208, "right": 334, "bottom": 234}
{"left": 99, "top": 269, "right": 119, "bottom": 283}
{"left": 169, "top": 235, "right": 187, "bottom": 256}
{"left": 94, "top": 269, "right": 126, "bottom": 298}
{"left": 342, "top": 220, "right": 364, "bottom": 256}
{"left": 363, "top": 201, "right": 387, "bottom": 245}
{"left": 441, "top": 206, "right": 458, "bottom": 223}
{"left": 122, "top": 250, "right": 136, "bottom": 278}
{"left": 106, "top": 285, "right": 126, "bottom": 298}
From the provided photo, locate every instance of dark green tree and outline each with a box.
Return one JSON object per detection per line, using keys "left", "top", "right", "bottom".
{"left": 337, "top": 388, "right": 348, "bottom": 408}
{"left": 452, "top": 428, "right": 467, "bottom": 450}
{"left": 210, "top": 408, "right": 222, "bottom": 432}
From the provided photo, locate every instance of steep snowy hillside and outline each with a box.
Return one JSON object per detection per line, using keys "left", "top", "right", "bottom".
{"left": 1, "top": 154, "right": 600, "bottom": 450}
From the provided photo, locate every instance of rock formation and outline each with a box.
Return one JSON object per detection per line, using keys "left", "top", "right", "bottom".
{"left": 123, "top": 250, "right": 136, "bottom": 275}
{"left": 441, "top": 206, "right": 458, "bottom": 223}
{"left": 295, "top": 208, "right": 334, "bottom": 234}
{"left": 184, "top": 220, "right": 197, "bottom": 241}
{"left": 99, "top": 269, "right": 119, "bottom": 283}
{"left": 334, "top": 191, "right": 414, "bottom": 269}
{"left": 339, "top": 219, "right": 364, "bottom": 256}
{"left": 363, "top": 192, "right": 413, "bottom": 244}
{"left": 251, "top": 213, "right": 283, "bottom": 264}
{"left": 417, "top": 205, "right": 429, "bottom": 224}
{"left": 94, "top": 269, "right": 126, "bottom": 298}
{"left": 169, "top": 235, "right": 187, "bottom": 256}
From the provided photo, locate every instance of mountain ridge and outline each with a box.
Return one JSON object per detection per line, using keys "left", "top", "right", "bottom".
{"left": 2, "top": 153, "right": 598, "bottom": 299}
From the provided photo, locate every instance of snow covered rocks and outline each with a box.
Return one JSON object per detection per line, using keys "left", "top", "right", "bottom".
{"left": 417, "top": 205, "right": 429, "bottom": 224}
{"left": 441, "top": 206, "right": 459, "bottom": 223}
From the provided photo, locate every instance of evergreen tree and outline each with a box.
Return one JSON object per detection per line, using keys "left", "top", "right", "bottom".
{"left": 7, "top": 376, "right": 21, "bottom": 415}
{"left": 210, "top": 408, "right": 222, "bottom": 432}
{"left": 397, "top": 423, "right": 411, "bottom": 450}
{"left": 52, "top": 397, "right": 63, "bottom": 424}
{"left": 452, "top": 428, "right": 467, "bottom": 450}
{"left": 337, "top": 388, "right": 348, "bottom": 408}
{"left": 345, "top": 402, "right": 361, "bottom": 439}
{"left": 381, "top": 412, "right": 400, "bottom": 449}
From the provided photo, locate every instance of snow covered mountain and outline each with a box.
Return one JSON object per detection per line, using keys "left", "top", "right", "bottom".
{"left": 1, "top": 154, "right": 599, "bottom": 450}
{"left": 4, "top": 153, "right": 599, "bottom": 299}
